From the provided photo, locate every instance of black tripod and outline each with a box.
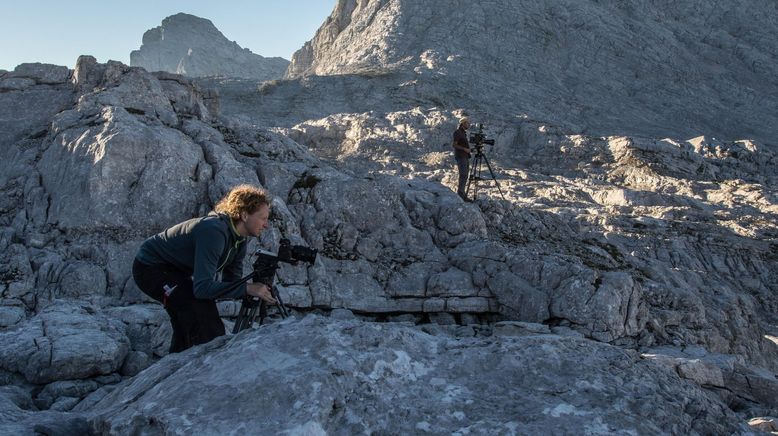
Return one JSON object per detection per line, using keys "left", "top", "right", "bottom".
{"left": 232, "top": 284, "right": 288, "bottom": 333}
{"left": 465, "top": 144, "right": 511, "bottom": 203}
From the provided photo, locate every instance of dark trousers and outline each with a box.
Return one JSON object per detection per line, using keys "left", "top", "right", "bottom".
{"left": 455, "top": 155, "right": 470, "bottom": 199}
{"left": 132, "top": 259, "right": 225, "bottom": 353}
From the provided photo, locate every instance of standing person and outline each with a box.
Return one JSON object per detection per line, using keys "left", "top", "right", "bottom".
{"left": 132, "top": 184, "right": 276, "bottom": 353}
{"left": 452, "top": 117, "right": 472, "bottom": 201}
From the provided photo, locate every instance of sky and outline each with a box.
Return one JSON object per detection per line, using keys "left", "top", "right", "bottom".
{"left": 0, "top": 0, "right": 335, "bottom": 71}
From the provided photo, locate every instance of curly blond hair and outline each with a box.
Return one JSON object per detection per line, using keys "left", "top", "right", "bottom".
{"left": 214, "top": 185, "right": 271, "bottom": 220}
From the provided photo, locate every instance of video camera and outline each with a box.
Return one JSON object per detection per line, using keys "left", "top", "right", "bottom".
{"left": 232, "top": 239, "right": 318, "bottom": 333}
{"left": 469, "top": 123, "right": 495, "bottom": 148}
{"left": 252, "top": 238, "right": 318, "bottom": 286}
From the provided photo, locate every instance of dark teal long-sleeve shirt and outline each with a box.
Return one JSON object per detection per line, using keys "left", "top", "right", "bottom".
{"left": 135, "top": 213, "right": 248, "bottom": 299}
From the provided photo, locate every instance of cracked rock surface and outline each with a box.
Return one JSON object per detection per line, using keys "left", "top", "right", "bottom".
{"left": 87, "top": 316, "right": 747, "bottom": 435}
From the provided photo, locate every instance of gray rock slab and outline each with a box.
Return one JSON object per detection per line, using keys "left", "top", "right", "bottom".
{"left": 427, "top": 267, "right": 476, "bottom": 297}
{"left": 444, "top": 297, "right": 496, "bottom": 313}
{"left": 0, "top": 301, "right": 130, "bottom": 384}
{"left": 11, "top": 63, "right": 70, "bottom": 84}
{"left": 0, "top": 77, "right": 35, "bottom": 91}
{"left": 85, "top": 315, "right": 746, "bottom": 435}
{"left": 105, "top": 305, "right": 170, "bottom": 357}
{"left": 487, "top": 270, "right": 550, "bottom": 322}
{"left": 35, "top": 379, "right": 100, "bottom": 410}
{"left": 386, "top": 262, "right": 440, "bottom": 297}
{"left": 0, "top": 305, "right": 25, "bottom": 328}
{"left": 494, "top": 321, "right": 551, "bottom": 337}
{"left": 0, "top": 83, "right": 73, "bottom": 148}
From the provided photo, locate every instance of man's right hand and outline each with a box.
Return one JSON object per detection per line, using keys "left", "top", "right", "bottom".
{"left": 247, "top": 283, "right": 277, "bottom": 304}
{"left": 455, "top": 145, "right": 470, "bottom": 155}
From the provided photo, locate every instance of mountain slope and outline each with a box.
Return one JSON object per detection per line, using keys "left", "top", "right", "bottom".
{"left": 286, "top": 0, "right": 778, "bottom": 143}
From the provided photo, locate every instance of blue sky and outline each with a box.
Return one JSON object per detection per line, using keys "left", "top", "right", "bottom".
{"left": 0, "top": 0, "right": 335, "bottom": 71}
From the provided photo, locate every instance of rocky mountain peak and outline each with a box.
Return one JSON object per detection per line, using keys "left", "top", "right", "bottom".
{"left": 131, "top": 12, "right": 289, "bottom": 81}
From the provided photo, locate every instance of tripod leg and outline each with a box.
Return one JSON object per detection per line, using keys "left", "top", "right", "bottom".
{"left": 468, "top": 154, "right": 483, "bottom": 200}
{"left": 480, "top": 154, "right": 517, "bottom": 218}
{"left": 233, "top": 315, "right": 243, "bottom": 334}
{"left": 246, "top": 304, "right": 259, "bottom": 330}
{"left": 237, "top": 314, "right": 249, "bottom": 333}
{"left": 259, "top": 300, "right": 267, "bottom": 325}
{"left": 232, "top": 300, "right": 249, "bottom": 334}
{"left": 235, "top": 309, "right": 250, "bottom": 333}
{"left": 272, "top": 286, "right": 289, "bottom": 318}
{"left": 473, "top": 153, "right": 484, "bottom": 201}
{"left": 465, "top": 159, "right": 472, "bottom": 199}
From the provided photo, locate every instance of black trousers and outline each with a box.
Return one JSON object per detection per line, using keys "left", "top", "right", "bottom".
{"left": 132, "top": 259, "right": 225, "bottom": 353}
{"left": 455, "top": 155, "right": 470, "bottom": 199}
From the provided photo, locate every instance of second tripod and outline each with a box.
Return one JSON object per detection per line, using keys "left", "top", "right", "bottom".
{"left": 465, "top": 144, "right": 510, "bottom": 203}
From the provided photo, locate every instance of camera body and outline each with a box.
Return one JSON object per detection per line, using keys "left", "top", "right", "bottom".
{"left": 276, "top": 238, "right": 318, "bottom": 264}
{"left": 469, "top": 123, "right": 495, "bottom": 149}
{"left": 252, "top": 238, "right": 318, "bottom": 286}
{"left": 232, "top": 238, "right": 319, "bottom": 332}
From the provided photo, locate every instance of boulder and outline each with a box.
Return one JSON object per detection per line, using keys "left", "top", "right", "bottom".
{"left": 10, "top": 63, "right": 70, "bottom": 84}
{"left": 0, "top": 305, "right": 25, "bottom": 329}
{"left": 0, "top": 68, "right": 73, "bottom": 148}
{"left": 105, "top": 304, "right": 171, "bottom": 357}
{"left": 35, "top": 379, "right": 100, "bottom": 410}
{"left": 0, "top": 301, "right": 129, "bottom": 384}
{"left": 549, "top": 271, "right": 647, "bottom": 342}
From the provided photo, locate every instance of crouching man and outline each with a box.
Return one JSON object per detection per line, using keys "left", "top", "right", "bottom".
{"left": 132, "top": 184, "right": 276, "bottom": 353}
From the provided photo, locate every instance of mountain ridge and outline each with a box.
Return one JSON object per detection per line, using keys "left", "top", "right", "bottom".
{"left": 131, "top": 12, "right": 289, "bottom": 81}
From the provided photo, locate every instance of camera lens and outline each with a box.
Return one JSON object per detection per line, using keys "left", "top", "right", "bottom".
{"left": 291, "top": 245, "right": 318, "bottom": 264}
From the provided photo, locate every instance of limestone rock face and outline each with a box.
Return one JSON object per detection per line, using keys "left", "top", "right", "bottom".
{"left": 0, "top": 63, "right": 74, "bottom": 149}
{"left": 190, "top": 0, "right": 778, "bottom": 423}
{"left": 0, "top": 56, "right": 263, "bottom": 320}
{"left": 86, "top": 316, "right": 745, "bottom": 435}
{"left": 130, "top": 13, "right": 289, "bottom": 80}
{"left": 285, "top": 0, "right": 778, "bottom": 144}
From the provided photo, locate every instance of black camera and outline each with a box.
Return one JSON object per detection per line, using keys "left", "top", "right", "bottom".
{"left": 253, "top": 238, "right": 318, "bottom": 285}
{"left": 469, "top": 123, "right": 495, "bottom": 147}
{"left": 230, "top": 238, "right": 319, "bottom": 332}
{"left": 276, "top": 238, "right": 318, "bottom": 265}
